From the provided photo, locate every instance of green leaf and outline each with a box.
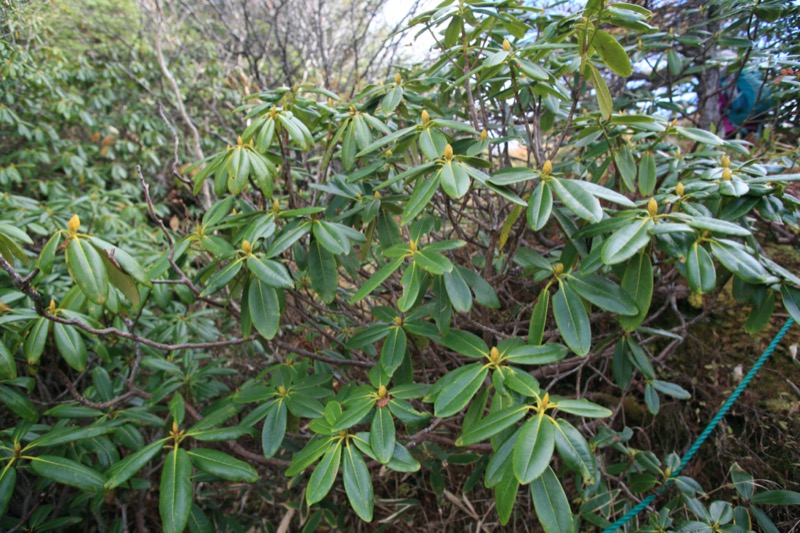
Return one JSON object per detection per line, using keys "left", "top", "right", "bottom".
{"left": 0, "top": 466, "right": 16, "bottom": 519}
{"left": 550, "top": 178, "right": 603, "bottom": 223}
{"left": 433, "top": 363, "right": 489, "bottom": 417}
{"left": 685, "top": 216, "right": 750, "bottom": 237}
{"left": 588, "top": 63, "right": 613, "bottom": 120}
{"left": 751, "top": 490, "right": 800, "bottom": 505}
{"left": 530, "top": 466, "right": 574, "bottom": 533}
{"left": 401, "top": 174, "right": 440, "bottom": 225}
{"left": 188, "top": 449, "right": 258, "bottom": 482}
{"left": 444, "top": 264, "right": 472, "bottom": 313}
{"left": 247, "top": 256, "right": 294, "bottom": 289}
{"left": 594, "top": 29, "right": 632, "bottom": 77}
{"left": 650, "top": 380, "right": 691, "bottom": 400}
{"left": 504, "top": 344, "right": 568, "bottom": 365}
{"left": 286, "top": 437, "right": 334, "bottom": 477}
{"left": 160, "top": 449, "right": 193, "bottom": 533}
{"left": 313, "top": 220, "right": 349, "bottom": 255}
{"left": 730, "top": 463, "right": 754, "bottom": 500}
{"left": 27, "top": 424, "right": 117, "bottom": 449}
{"left": 710, "top": 241, "right": 767, "bottom": 284}
{"left": 262, "top": 400, "right": 287, "bottom": 458}
{"left": 53, "top": 323, "right": 87, "bottom": 371}
{"left": 413, "top": 248, "right": 453, "bottom": 275}
{"left": 513, "top": 414, "right": 555, "bottom": 484}
{"left": 350, "top": 256, "right": 404, "bottom": 303}
{"left": 457, "top": 406, "right": 527, "bottom": 446}
{"left": 675, "top": 126, "right": 724, "bottom": 146}
{"left": 619, "top": 252, "right": 653, "bottom": 332}
{"left": 88, "top": 237, "right": 152, "bottom": 287}
{"left": 495, "top": 467, "right": 520, "bottom": 525}
{"left": 439, "top": 161, "right": 470, "bottom": 199}
{"left": 441, "top": 329, "right": 489, "bottom": 359}
{"left": 30, "top": 455, "right": 106, "bottom": 491}
{"left": 686, "top": 242, "right": 716, "bottom": 294}
{"left": 380, "top": 326, "right": 407, "bottom": 376}
{"left": 66, "top": 237, "right": 108, "bottom": 305}
{"left": 306, "top": 440, "right": 342, "bottom": 505}
{"left": 342, "top": 444, "right": 374, "bottom": 522}
{"left": 0, "top": 385, "right": 38, "bottom": 421}
{"left": 106, "top": 439, "right": 167, "bottom": 489}
{"left": 780, "top": 285, "right": 800, "bottom": 324}
{"left": 370, "top": 406, "right": 395, "bottom": 464}
{"left": 601, "top": 218, "right": 653, "bottom": 265}
{"left": 38, "top": 232, "right": 62, "bottom": 275}
{"left": 527, "top": 182, "right": 553, "bottom": 231}
{"left": 568, "top": 273, "right": 638, "bottom": 315}
{"left": 614, "top": 144, "right": 637, "bottom": 191}
{"left": 24, "top": 317, "right": 49, "bottom": 365}
{"left": 248, "top": 279, "right": 280, "bottom": 340}
{"left": 0, "top": 339, "right": 15, "bottom": 380}
{"left": 554, "top": 419, "right": 595, "bottom": 482}
{"left": 529, "top": 289, "right": 550, "bottom": 345}
{"left": 553, "top": 281, "right": 591, "bottom": 356}
{"left": 308, "top": 239, "right": 337, "bottom": 303}
{"left": 554, "top": 398, "right": 612, "bottom": 417}
{"left": 638, "top": 152, "right": 657, "bottom": 196}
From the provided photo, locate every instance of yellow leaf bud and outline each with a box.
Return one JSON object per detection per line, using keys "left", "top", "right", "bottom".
{"left": 48, "top": 299, "right": 57, "bottom": 315}
{"left": 721, "top": 154, "right": 731, "bottom": 168}
{"left": 721, "top": 167, "right": 732, "bottom": 181}
{"left": 553, "top": 263, "right": 564, "bottom": 276}
{"left": 385, "top": 149, "right": 393, "bottom": 157}
{"left": 394, "top": 316, "right": 403, "bottom": 326}
{"left": 278, "top": 386, "right": 287, "bottom": 395}
{"left": 241, "top": 240, "right": 252, "bottom": 255}
{"left": 377, "top": 385, "right": 388, "bottom": 399}
{"left": 374, "top": 190, "right": 382, "bottom": 200}
{"left": 272, "top": 199, "right": 280, "bottom": 213}
{"left": 394, "top": 73, "right": 402, "bottom": 85}
{"left": 542, "top": 160, "right": 553, "bottom": 176}
{"left": 444, "top": 143, "right": 454, "bottom": 161}
{"left": 541, "top": 392, "right": 550, "bottom": 411}
{"left": 489, "top": 346, "right": 500, "bottom": 363}
{"left": 676, "top": 182, "right": 684, "bottom": 196}
{"left": 68, "top": 214, "right": 80, "bottom": 235}
{"left": 480, "top": 129, "right": 488, "bottom": 141}
{"left": 237, "top": 136, "right": 243, "bottom": 146}
{"left": 409, "top": 240, "right": 418, "bottom": 253}
{"left": 647, "top": 197, "right": 658, "bottom": 217}
{"left": 502, "top": 39, "right": 511, "bottom": 52}
{"left": 421, "top": 109, "right": 430, "bottom": 123}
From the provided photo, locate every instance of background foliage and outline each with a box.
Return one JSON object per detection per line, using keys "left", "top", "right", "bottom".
{"left": 1, "top": 0, "right": 800, "bottom": 531}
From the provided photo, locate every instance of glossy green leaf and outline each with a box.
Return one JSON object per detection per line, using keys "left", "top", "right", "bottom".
{"left": 554, "top": 419, "right": 595, "bottom": 482}
{"left": 380, "top": 326, "right": 407, "bottom": 376}
{"left": 444, "top": 267, "right": 472, "bottom": 313}
{"left": 780, "top": 285, "right": 800, "bottom": 324}
{"left": 751, "top": 490, "right": 800, "bottom": 505}
{"left": 248, "top": 279, "right": 280, "bottom": 339}
{"left": 306, "top": 440, "right": 342, "bottom": 505}
{"left": 495, "top": 466, "right": 520, "bottom": 525}
{"left": 401, "top": 175, "right": 440, "bottom": 226}
{"left": 308, "top": 239, "right": 337, "bottom": 303}
{"left": 0, "top": 466, "right": 16, "bottom": 519}
{"left": 188, "top": 449, "right": 258, "bottom": 482}
{"left": 594, "top": 29, "right": 632, "bottom": 77}
{"left": 440, "top": 161, "right": 470, "bottom": 199}
{"left": 529, "top": 289, "right": 550, "bottom": 346}
{"left": 24, "top": 317, "right": 49, "bottom": 365}
{"left": 370, "top": 406, "right": 395, "bottom": 464}
{"left": 30, "top": 455, "right": 106, "bottom": 491}
{"left": 638, "top": 152, "right": 656, "bottom": 196}
{"left": 342, "top": 444, "right": 374, "bottom": 522}
{"left": 0, "top": 339, "right": 15, "bottom": 380}
{"left": 441, "top": 329, "right": 489, "bottom": 359}
{"left": 513, "top": 414, "right": 555, "bottom": 484}
{"left": 601, "top": 218, "right": 653, "bottom": 265}
{"left": 710, "top": 240, "right": 767, "bottom": 284}
{"left": 527, "top": 182, "right": 553, "bottom": 231}
{"left": 615, "top": 144, "right": 637, "bottom": 191}
{"left": 457, "top": 406, "right": 527, "bottom": 446}
{"left": 0, "top": 385, "right": 38, "bottom": 421}
{"left": 531, "top": 466, "right": 574, "bottom": 533}
{"left": 160, "top": 449, "right": 193, "bottom": 533}
{"left": 247, "top": 256, "right": 294, "bottom": 289}
{"left": 553, "top": 281, "right": 591, "bottom": 356}
{"left": 105, "top": 439, "right": 168, "bottom": 489}
{"left": 568, "top": 273, "right": 638, "bottom": 315}
{"left": 53, "top": 323, "right": 87, "bottom": 371}
{"left": 262, "top": 400, "right": 287, "bottom": 458}
{"left": 350, "top": 256, "right": 404, "bottom": 303}
{"left": 588, "top": 63, "right": 612, "bottom": 120}
{"left": 38, "top": 232, "right": 61, "bottom": 275}
{"left": 686, "top": 242, "right": 716, "bottom": 294}
{"left": 413, "top": 248, "right": 453, "bottom": 275}
{"left": 504, "top": 344, "right": 568, "bottom": 365}
{"left": 433, "top": 363, "right": 489, "bottom": 417}
{"left": 66, "top": 237, "right": 108, "bottom": 305}
{"left": 554, "top": 397, "right": 613, "bottom": 418}
{"left": 550, "top": 178, "right": 603, "bottom": 223}
{"left": 619, "top": 252, "right": 653, "bottom": 332}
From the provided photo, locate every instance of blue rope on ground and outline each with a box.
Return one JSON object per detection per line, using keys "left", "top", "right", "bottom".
{"left": 602, "top": 317, "right": 795, "bottom": 533}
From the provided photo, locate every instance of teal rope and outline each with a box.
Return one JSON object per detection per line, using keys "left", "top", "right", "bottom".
{"left": 602, "top": 317, "right": 795, "bottom": 533}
